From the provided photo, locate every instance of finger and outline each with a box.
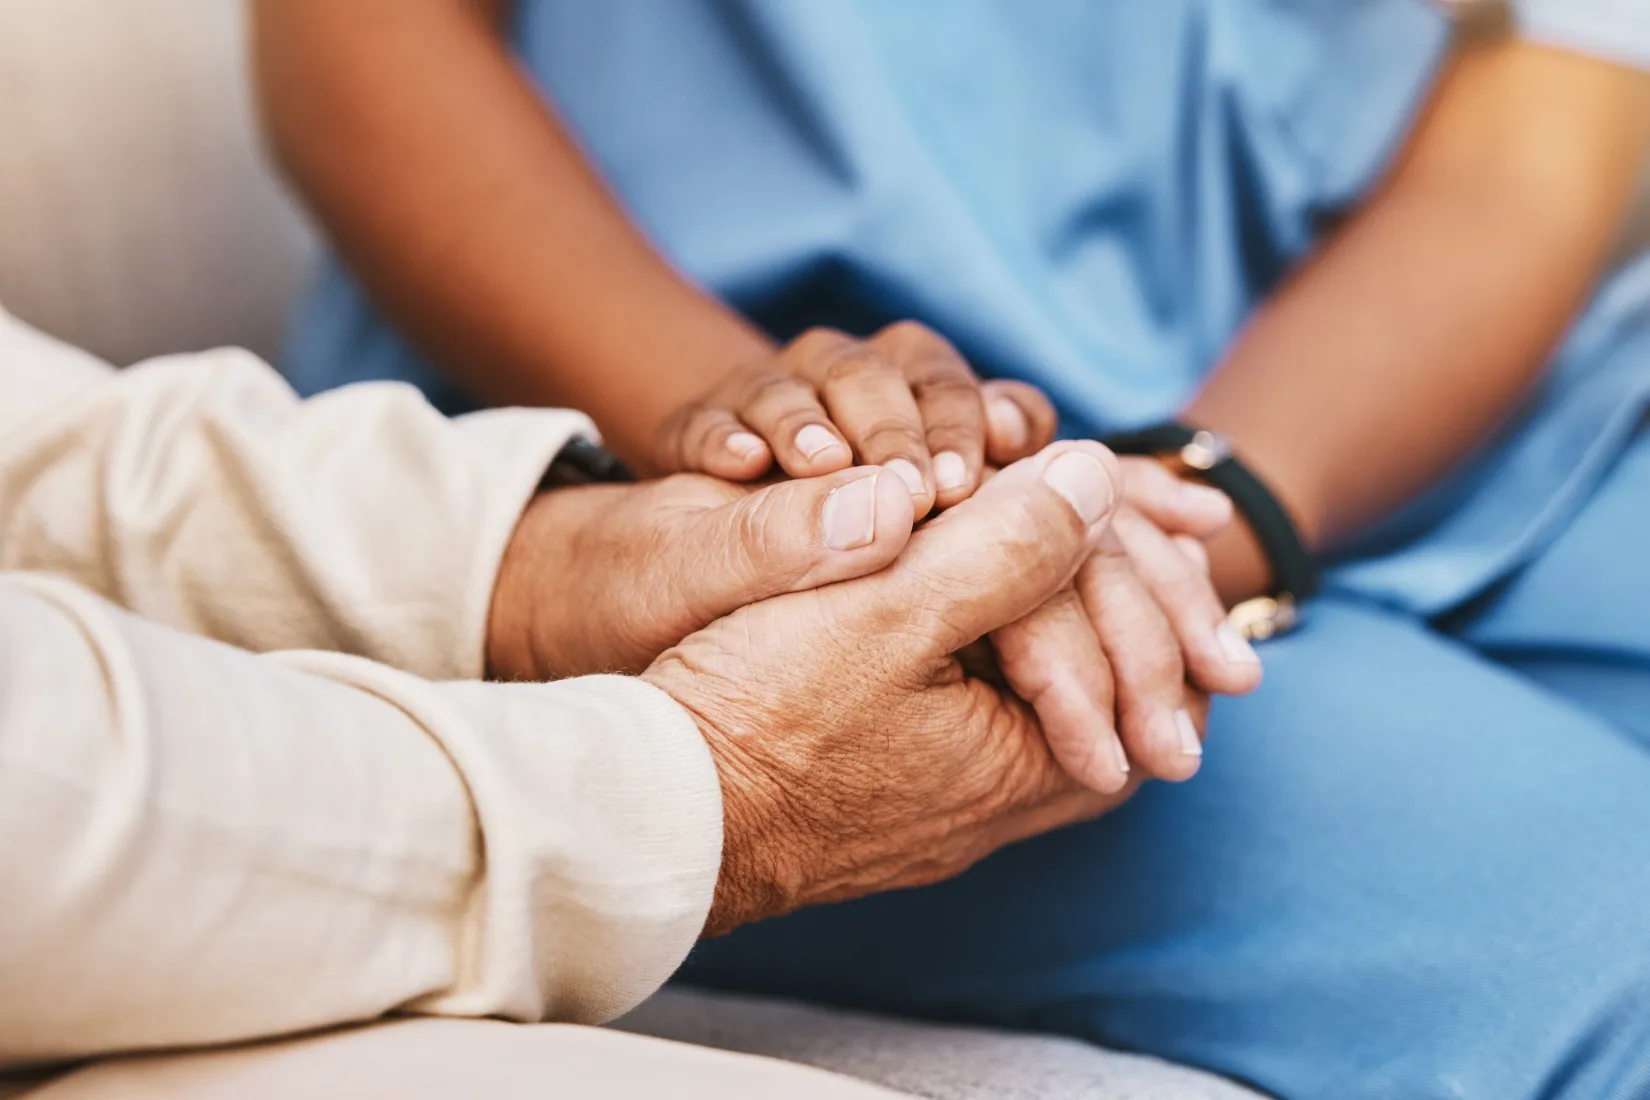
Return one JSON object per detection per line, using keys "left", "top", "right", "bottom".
{"left": 730, "top": 364, "right": 855, "bottom": 478}
{"left": 986, "top": 785, "right": 1129, "bottom": 857}
{"left": 1118, "top": 456, "right": 1233, "bottom": 538}
{"left": 991, "top": 586, "right": 1130, "bottom": 794}
{"left": 791, "top": 332, "right": 937, "bottom": 514}
{"left": 857, "top": 440, "right": 1121, "bottom": 657}
{"left": 1186, "top": 690, "right": 1212, "bottom": 739}
{"left": 980, "top": 379, "right": 1059, "bottom": 465}
{"left": 1076, "top": 531, "right": 1202, "bottom": 783}
{"left": 679, "top": 466, "right": 917, "bottom": 625}
{"left": 1114, "top": 509, "right": 1263, "bottom": 697}
{"left": 1173, "top": 533, "right": 1210, "bottom": 573}
{"left": 873, "top": 322, "right": 986, "bottom": 508}
{"left": 659, "top": 403, "right": 774, "bottom": 480}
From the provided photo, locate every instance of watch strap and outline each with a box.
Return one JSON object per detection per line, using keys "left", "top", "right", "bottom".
{"left": 539, "top": 436, "right": 637, "bottom": 490}
{"left": 1102, "top": 423, "right": 1319, "bottom": 606}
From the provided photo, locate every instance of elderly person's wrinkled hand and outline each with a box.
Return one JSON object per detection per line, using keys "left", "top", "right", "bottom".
{"left": 641, "top": 442, "right": 1147, "bottom": 935}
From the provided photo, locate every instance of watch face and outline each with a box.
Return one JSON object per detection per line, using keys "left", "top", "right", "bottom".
{"left": 1180, "top": 430, "right": 1232, "bottom": 472}
{"left": 1228, "top": 594, "right": 1299, "bottom": 642}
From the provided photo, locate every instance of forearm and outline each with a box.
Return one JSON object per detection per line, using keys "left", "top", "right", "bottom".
{"left": 0, "top": 576, "right": 719, "bottom": 1067}
{"left": 252, "top": 0, "right": 771, "bottom": 466}
{"left": 1185, "top": 40, "right": 1650, "bottom": 601}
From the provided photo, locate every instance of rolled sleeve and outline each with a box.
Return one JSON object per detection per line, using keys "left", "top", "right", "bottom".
{"left": 0, "top": 306, "right": 592, "bottom": 679}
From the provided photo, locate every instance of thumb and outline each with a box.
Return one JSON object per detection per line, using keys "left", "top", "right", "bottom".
{"left": 676, "top": 466, "right": 917, "bottom": 623}
{"left": 848, "top": 441, "right": 1121, "bottom": 657}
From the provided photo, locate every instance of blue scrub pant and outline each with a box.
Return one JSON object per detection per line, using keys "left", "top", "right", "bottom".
{"left": 680, "top": 426, "right": 1650, "bottom": 1100}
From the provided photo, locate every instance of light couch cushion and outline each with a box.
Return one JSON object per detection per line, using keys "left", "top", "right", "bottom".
{"left": 0, "top": 0, "right": 314, "bottom": 365}
{"left": 617, "top": 988, "right": 1265, "bottom": 1100}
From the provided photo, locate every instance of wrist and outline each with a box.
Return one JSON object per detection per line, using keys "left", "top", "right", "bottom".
{"left": 1204, "top": 509, "right": 1278, "bottom": 607}
{"left": 486, "top": 490, "right": 559, "bottom": 681}
{"left": 488, "top": 437, "right": 648, "bottom": 680}
{"left": 486, "top": 485, "right": 609, "bottom": 681}
{"left": 1107, "top": 420, "right": 1326, "bottom": 617}
{"left": 652, "top": 683, "right": 807, "bottom": 937}
{"left": 705, "top": 738, "right": 807, "bottom": 936}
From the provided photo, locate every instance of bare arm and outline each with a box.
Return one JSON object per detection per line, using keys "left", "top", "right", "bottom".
{"left": 1186, "top": 40, "right": 1650, "bottom": 600}
{"left": 251, "top": 0, "right": 773, "bottom": 467}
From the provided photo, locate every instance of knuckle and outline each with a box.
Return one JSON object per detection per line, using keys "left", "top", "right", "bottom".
{"left": 1135, "top": 551, "right": 1217, "bottom": 617}
{"left": 722, "top": 359, "right": 778, "bottom": 391}
{"left": 858, "top": 417, "right": 929, "bottom": 455}
{"left": 823, "top": 346, "right": 901, "bottom": 387}
{"left": 862, "top": 571, "right": 960, "bottom": 654}
{"left": 1128, "top": 641, "right": 1185, "bottom": 693}
{"left": 652, "top": 406, "right": 698, "bottom": 470}
{"left": 727, "top": 492, "right": 809, "bottom": 588}
{"left": 745, "top": 369, "right": 805, "bottom": 401}
{"left": 878, "top": 320, "right": 956, "bottom": 361}
{"left": 990, "top": 733, "right": 1061, "bottom": 808}
{"left": 994, "top": 493, "right": 1077, "bottom": 578}
{"left": 1086, "top": 536, "right": 1135, "bottom": 577}
{"left": 910, "top": 346, "right": 978, "bottom": 383}
{"left": 920, "top": 416, "right": 986, "bottom": 454}
{"left": 682, "top": 406, "right": 733, "bottom": 449}
{"left": 1149, "top": 549, "right": 1197, "bottom": 593}
{"left": 912, "top": 377, "right": 985, "bottom": 431}
{"left": 888, "top": 329, "right": 978, "bottom": 386}
{"left": 792, "top": 327, "right": 853, "bottom": 359}
{"left": 743, "top": 372, "right": 819, "bottom": 419}
{"left": 1163, "top": 572, "right": 1218, "bottom": 619}
{"left": 881, "top": 319, "right": 941, "bottom": 345}
{"left": 913, "top": 372, "right": 981, "bottom": 401}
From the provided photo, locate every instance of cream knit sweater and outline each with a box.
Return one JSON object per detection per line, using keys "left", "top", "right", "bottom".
{"left": 0, "top": 309, "right": 722, "bottom": 1068}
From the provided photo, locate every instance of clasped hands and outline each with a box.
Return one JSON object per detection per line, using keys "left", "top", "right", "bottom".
{"left": 487, "top": 323, "right": 1262, "bottom": 935}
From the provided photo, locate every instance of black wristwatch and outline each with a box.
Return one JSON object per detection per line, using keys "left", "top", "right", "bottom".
{"left": 539, "top": 437, "right": 637, "bottom": 490}
{"left": 1101, "top": 422, "right": 1317, "bottom": 641}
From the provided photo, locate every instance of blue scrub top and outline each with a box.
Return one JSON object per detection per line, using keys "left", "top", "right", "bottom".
{"left": 285, "top": 0, "right": 1650, "bottom": 617}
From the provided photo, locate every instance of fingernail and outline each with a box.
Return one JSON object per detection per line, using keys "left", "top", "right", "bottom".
{"left": 822, "top": 473, "right": 880, "bottom": 550}
{"left": 1217, "top": 623, "right": 1261, "bottom": 666}
{"left": 885, "top": 458, "right": 927, "bottom": 498}
{"left": 795, "top": 423, "right": 847, "bottom": 461}
{"left": 726, "top": 431, "right": 766, "bottom": 459}
{"left": 1111, "top": 736, "right": 1131, "bottom": 776}
{"left": 1175, "top": 709, "right": 1203, "bottom": 756}
{"left": 1043, "top": 451, "right": 1114, "bottom": 526}
{"left": 988, "top": 399, "right": 1029, "bottom": 451}
{"left": 933, "top": 450, "right": 969, "bottom": 492}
